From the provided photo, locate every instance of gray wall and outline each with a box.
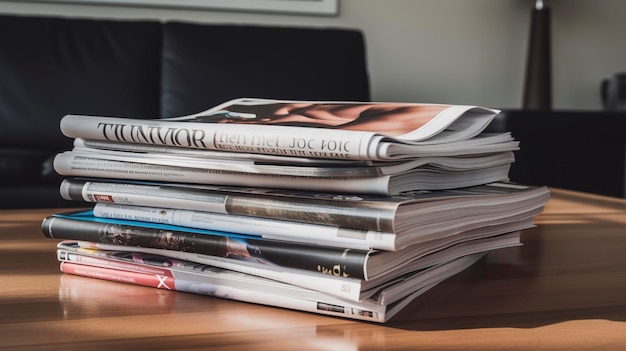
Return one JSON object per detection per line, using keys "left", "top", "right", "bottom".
{"left": 2, "top": 0, "right": 624, "bottom": 110}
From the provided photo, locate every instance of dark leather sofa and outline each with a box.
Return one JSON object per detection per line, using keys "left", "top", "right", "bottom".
{"left": 490, "top": 109, "right": 626, "bottom": 198}
{"left": 0, "top": 14, "right": 370, "bottom": 208}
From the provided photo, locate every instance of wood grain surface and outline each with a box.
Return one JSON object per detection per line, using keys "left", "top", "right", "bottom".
{"left": 1, "top": 188, "right": 625, "bottom": 350}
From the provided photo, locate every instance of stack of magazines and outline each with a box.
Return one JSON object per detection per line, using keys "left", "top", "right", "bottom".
{"left": 41, "top": 98, "right": 550, "bottom": 323}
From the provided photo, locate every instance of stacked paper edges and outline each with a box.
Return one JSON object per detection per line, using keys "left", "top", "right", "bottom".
{"left": 42, "top": 98, "right": 549, "bottom": 323}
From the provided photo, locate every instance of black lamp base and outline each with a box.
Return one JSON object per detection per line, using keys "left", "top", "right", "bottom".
{"left": 522, "top": 6, "right": 552, "bottom": 110}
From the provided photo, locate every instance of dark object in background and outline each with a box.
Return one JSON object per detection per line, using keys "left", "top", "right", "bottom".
{"left": 487, "top": 109, "right": 626, "bottom": 198}
{"left": 522, "top": 0, "right": 552, "bottom": 111}
{"left": 161, "top": 22, "right": 370, "bottom": 118}
{"left": 601, "top": 73, "right": 626, "bottom": 111}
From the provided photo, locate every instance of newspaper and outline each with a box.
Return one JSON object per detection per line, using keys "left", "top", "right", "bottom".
{"left": 59, "top": 98, "right": 505, "bottom": 161}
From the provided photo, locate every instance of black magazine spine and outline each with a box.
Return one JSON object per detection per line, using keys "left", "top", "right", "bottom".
{"left": 42, "top": 215, "right": 370, "bottom": 280}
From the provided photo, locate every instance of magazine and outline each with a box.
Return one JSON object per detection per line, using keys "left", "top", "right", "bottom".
{"left": 74, "top": 138, "right": 368, "bottom": 166}
{"left": 59, "top": 98, "right": 506, "bottom": 161}
{"left": 41, "top": 209, "right": 528, "bottom": 281}
{"left": 72, "top": 137, "right": 513, "bottom": 171}
{"left": 53, "top": 153, "right": 512, "bottom": 195}
{"left": 61, "top": 179, "right": 550, "bottom": 237}
{"left": 56, "top": 232, "right": 519, "bottom": 302}
{"left": 68, "top": 141, "right": 516, "bottom": 177}
{"left": 90, "top": 200, "right": 542, "bottom": 251}
{"left": 57, "top": 250, "right": 486, "bottom": 323}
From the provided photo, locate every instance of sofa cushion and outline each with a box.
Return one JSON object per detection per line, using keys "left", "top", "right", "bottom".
{"left": 0, "top": 148, "right": 50, "bottom": 184}
{"left": 0, "top": 14, "right": 162, "bottom": 151}
{"left": 161, "top": 22, "right": 370, "bottom": 117}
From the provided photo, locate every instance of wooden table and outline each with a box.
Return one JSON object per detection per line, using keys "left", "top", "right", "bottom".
{"left": 1, "top": 188, "right": 625, "bottom": 350}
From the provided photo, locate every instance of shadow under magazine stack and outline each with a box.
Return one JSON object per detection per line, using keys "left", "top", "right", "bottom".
{"left": 41, "top": 98, "right": 550, "bottom": 323}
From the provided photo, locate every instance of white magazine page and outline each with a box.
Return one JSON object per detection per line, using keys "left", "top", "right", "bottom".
{"left": 68, "top": 145, "right": 514, "bottom": 177}
{"left": 60, "top": 98, "right": 500, "bottom": 161}
{"left": 60, "top": 114, "right": 378, "bottom": 161}
{"left": 73, "top": 138, "right": 364, "bottom": 166}
{"left": 52, "top": 153, "right": 395, "bottom": 195}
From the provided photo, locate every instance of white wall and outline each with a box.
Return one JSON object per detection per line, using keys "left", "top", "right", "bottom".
{"left": 2, "top": 0, "right": 625, "bottom": 110}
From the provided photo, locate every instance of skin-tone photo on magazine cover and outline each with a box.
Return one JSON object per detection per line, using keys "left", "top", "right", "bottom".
{"left": 190, "top": 102, "right": 449, "bottom": 137}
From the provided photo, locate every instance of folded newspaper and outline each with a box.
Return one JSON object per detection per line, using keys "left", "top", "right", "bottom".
{"left": 59, "top": 98, "right": 512, "bottom": 161}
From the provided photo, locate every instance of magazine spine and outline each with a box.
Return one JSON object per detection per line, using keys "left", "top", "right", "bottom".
{"left": 59, "top": 115, "right": 378, "bottom": 161}
{"left": 59, "top": 261, "right": 386, "bottom": 322}
{"left": 42, "top": 215, "right": 370, "bottom": 280}
{"left": 53, "top": 153, "right": 393, "bottom": 195}
{"left": 57, "top": 245, "right": 365, "bottom": 301}
{"left": 60, "top": 178, "right": 397, "bottom": 233}
{"left": 92, "top": 202, "right": 397, "bottom": 251}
